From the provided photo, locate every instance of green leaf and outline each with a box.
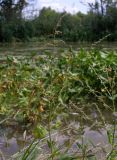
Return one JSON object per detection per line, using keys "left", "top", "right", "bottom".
{"left": 33, "top": 125, "right": 47, "bottom": 139}
{"left": 107, "top": 130, "right": 113, "bottom": 145}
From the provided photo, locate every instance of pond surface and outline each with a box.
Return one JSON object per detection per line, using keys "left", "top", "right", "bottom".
{"left": 0, "top": 41, "right": 117, "bottom": 64}
{"left": 0, "top": 109, "right": 116, "bottom": 159}
{"left": 0, "top": 41, "right": 117, "bottom": 56}
{"left": 0, "top": 125, "right": 31, "bottom": 159}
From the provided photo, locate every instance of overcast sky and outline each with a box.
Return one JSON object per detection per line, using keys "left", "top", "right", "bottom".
{"left": 30, "top": 0, "right": 95, "bottom": 14}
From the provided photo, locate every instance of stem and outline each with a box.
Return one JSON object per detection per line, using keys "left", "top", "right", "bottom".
{"left": 107, "top": 121, "right": 116, "bottom": 159}
{"left": 48, "top": 109, "right": 54, "bottom": 160}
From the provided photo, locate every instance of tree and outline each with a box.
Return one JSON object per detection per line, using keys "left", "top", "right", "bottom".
{"left": 0, "top": 0, "right": 27, "bottom": 21}
{"left": 88, "top": 0, "right": 117, "bottom": 15}
{"left": 34, "top": 7, "right": 60, "bottom": 36}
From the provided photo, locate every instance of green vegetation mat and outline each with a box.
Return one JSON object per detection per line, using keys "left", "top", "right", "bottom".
{"left": 0, "top": 50, "right": 117, "bottom": 121}
{"left": 0, "top": 49, "right": 117, "bottom": 160}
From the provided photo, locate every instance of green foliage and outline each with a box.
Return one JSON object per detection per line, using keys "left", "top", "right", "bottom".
{"left": 0, "top": 0, "right": 117, "bottom": 42}
{"left": 1, "top": 49, "right": 117, "bottom": 160}
{"left": 0, "top": 50, "right": 117, "bottom": 122}
{"left": 34, "top": 7, "right": 60, "bottom": 36}
{"left": 33, "top": 124, "right": 47, "bottom": 139}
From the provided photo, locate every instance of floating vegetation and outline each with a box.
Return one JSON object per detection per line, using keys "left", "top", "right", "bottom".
{"left": 0, "top": 49, "right": 117, "bottom": 160}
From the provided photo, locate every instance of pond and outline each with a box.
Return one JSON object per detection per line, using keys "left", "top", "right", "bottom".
{"left": 0, "top": 108, "right": 116, "bottom": 159}
{"left": 0, "top": 41, "right": 117, "bottom": 159}
{"left": 0, "top": 125, "right": 30, "bottom": 159}
{"left": 0, "top": 41, "right": 117, "bottom": 56}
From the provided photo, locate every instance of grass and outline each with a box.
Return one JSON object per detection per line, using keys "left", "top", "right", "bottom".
{"left": 0, "top": 49, "right": 117, "bottom": 160}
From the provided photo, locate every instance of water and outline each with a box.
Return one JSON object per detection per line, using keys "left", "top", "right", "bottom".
{"left": 0, "top": 41, "right": 117, "bottom": 56}
{"left": 0, "top": 109, "right": 116, "bottom": 159}
{"left": 0, "top": 126, "right": 31, "bottom": 159}
{"left": 36, "top": 110, "right": 114, "bottom": 160}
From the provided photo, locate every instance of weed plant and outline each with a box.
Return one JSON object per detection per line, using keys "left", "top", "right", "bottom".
{"left": 0, "top": 50, "right": 117, "bottom": 160}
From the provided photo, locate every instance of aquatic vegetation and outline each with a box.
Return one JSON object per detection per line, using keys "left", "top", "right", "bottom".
{"left": 0, "top": 49, "right": 117, "bottom": 159}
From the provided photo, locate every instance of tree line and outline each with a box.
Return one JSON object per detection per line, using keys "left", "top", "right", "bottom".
{"left": 0, "top": 0, "right": 117, "bottom": 42}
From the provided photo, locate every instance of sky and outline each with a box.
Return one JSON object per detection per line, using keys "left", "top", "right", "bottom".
{"left": 29, "top": 0, "right": 95, "bottom": 14}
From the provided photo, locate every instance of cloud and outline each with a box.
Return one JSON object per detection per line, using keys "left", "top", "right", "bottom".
{"left": 35, "top": 0, "right": 95, "bottom": 14}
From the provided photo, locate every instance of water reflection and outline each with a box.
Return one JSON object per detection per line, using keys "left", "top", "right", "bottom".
{"left": 0, "top": 126, "right": 30, "bottom": 159}
{"left": 0, "top": 108, "right": 116, "bottom": 159}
